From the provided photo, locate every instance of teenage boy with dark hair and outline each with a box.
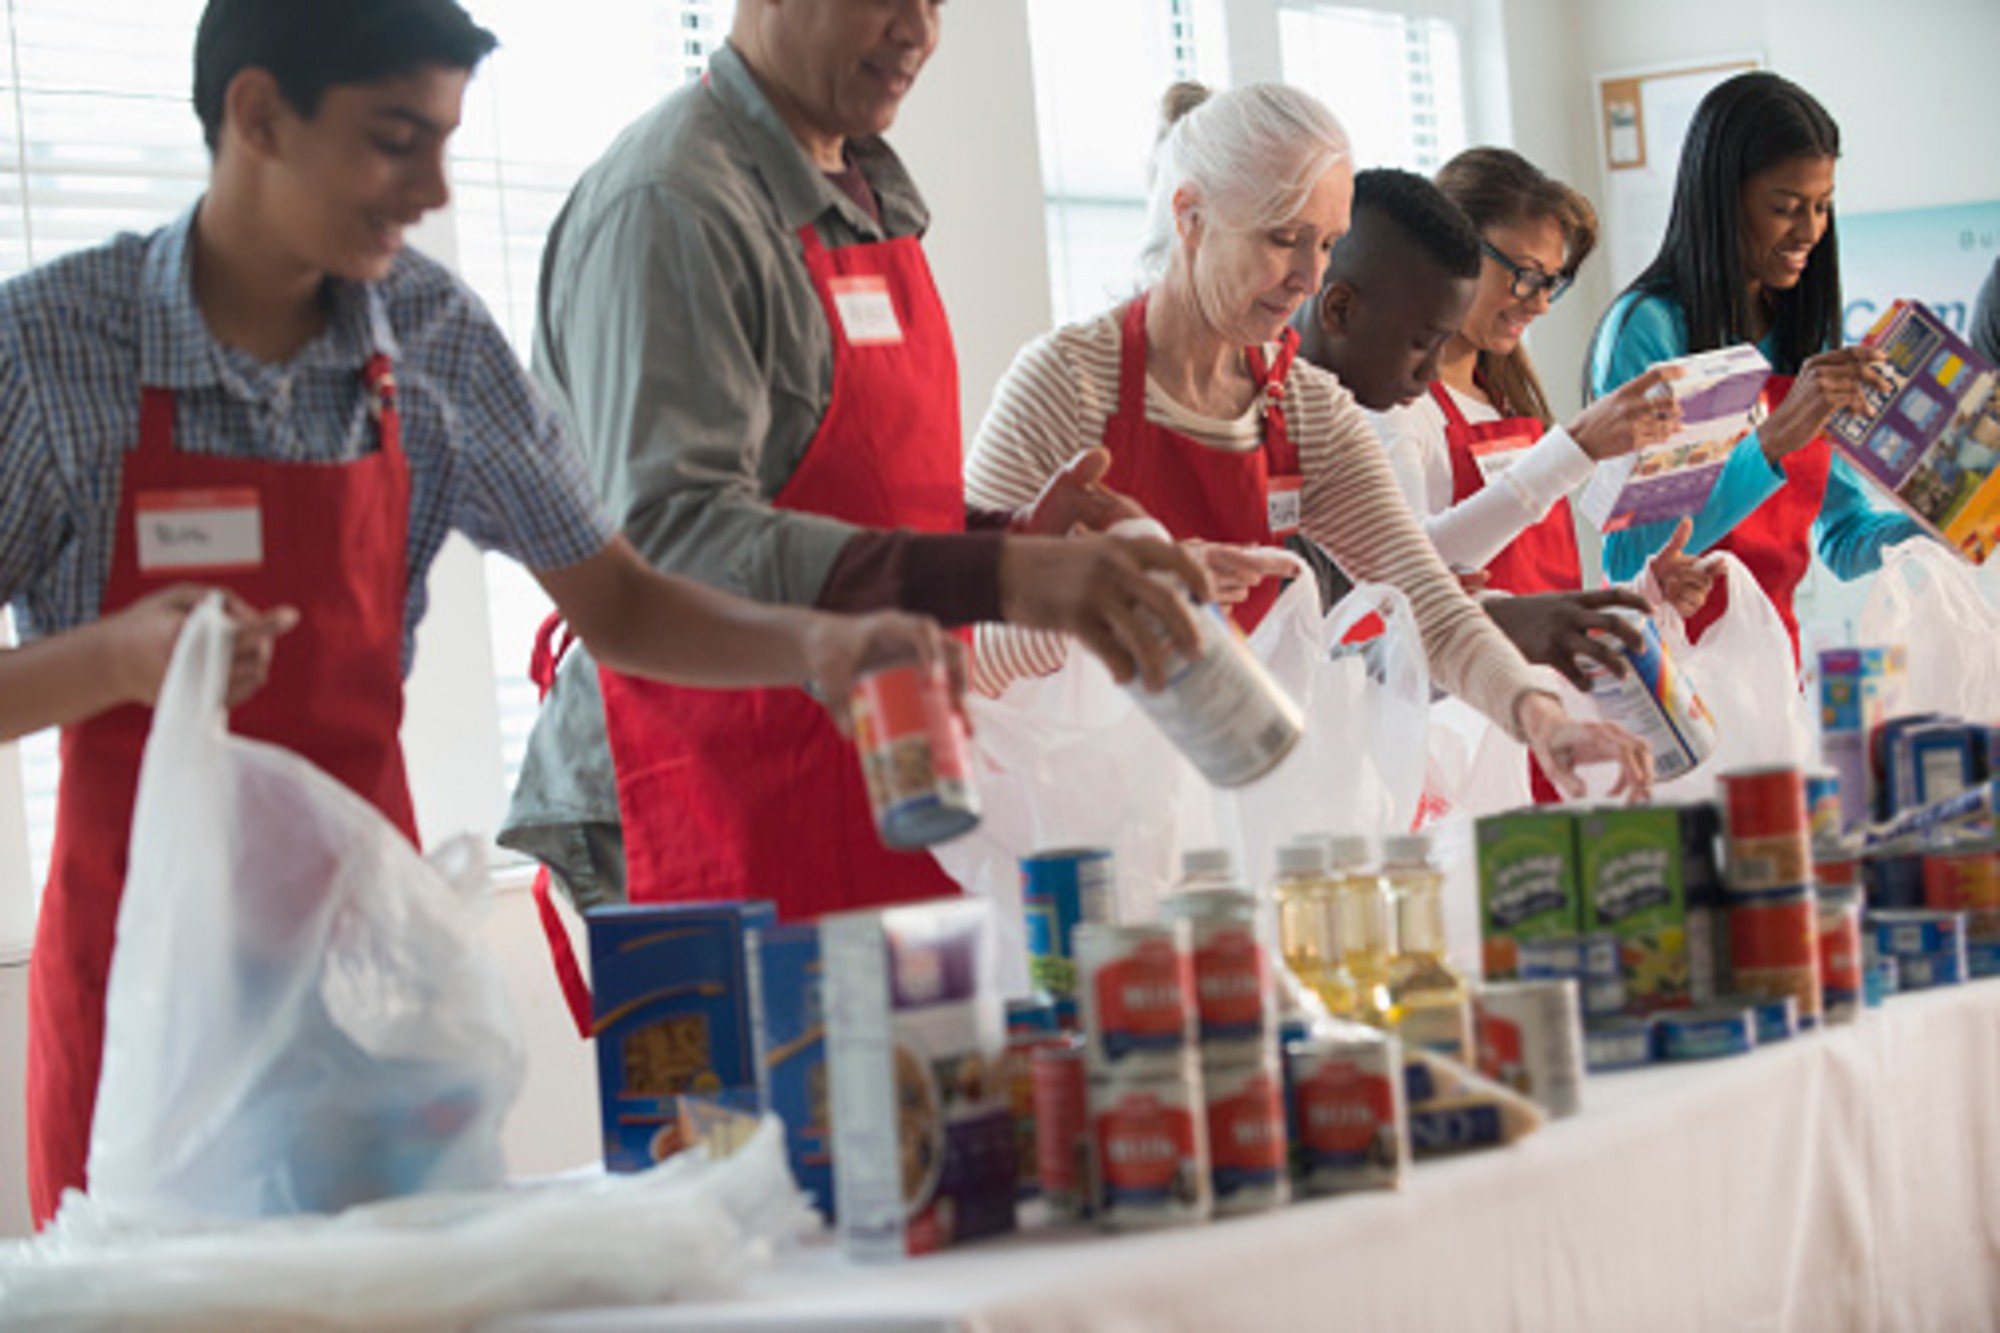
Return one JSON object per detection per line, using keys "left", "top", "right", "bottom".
{"left": 1289, "top": 168, "right": 1654, "bottom": 687}
{"left": 3, "top": 0, "right": 962, "bottom": 1226}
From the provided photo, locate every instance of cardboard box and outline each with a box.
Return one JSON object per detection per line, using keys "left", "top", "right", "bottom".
{"left": 748, "top": 922, "right": 833, "bottom": 1221}
{"left": 1476, "top": 809, "right": 1580, "bottom": 980}
{"left": 823, "top": 898, "right": 1016, "bottom": 1260}
{"left": 1577, "top": 807, "right": 1699, "bottom": 1013}
{"left": 587, "top": 900, "right": 774, "bottom": 1174}
{"left": 1577, "top": 344, "right": 1771, "bottom": 533}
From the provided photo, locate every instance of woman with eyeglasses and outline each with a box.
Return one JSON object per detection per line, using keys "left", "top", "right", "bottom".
{"left": 1589, "top": 72, "right": 1917, "bottom": 657}
{"left": 964, "top": 86, "right": 1651, "bottom": 801}
{"left": 1368, "top": 147, "right": 1711, "bottom": 612}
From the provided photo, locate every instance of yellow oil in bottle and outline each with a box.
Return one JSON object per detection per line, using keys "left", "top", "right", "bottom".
{"left": 1383, "top": 833, "right": 1472, "bottom": 1062}
{"left": 1329, "top": 834, "right": 1400, "bottom": 1031}
{"left": 1272, "top": 838, "right": 1358, "bottom": 1018}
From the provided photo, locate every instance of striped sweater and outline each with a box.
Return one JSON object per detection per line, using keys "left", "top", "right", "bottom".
{"left": 964, "top": 305, "right": 1548, "bottom": 740}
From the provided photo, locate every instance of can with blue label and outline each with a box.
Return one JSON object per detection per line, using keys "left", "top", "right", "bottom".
{"left": 1581, "top": 609, "right": 1718, "bottom": 783}
{"left": 1897, "top": 949, "right": 1967, "bottom": 990}
{"left": 1583, "top": 1016, "right": 1653, "bottom": 1072}
{"left": 1865, "top": 955, "right": 1898, "bottom": 1007}
{"left": 1869, "top": 908, "right": 1967, "bottom": 959}
{"left": 1966, "top": 939, "right": 2000, "bottom": 979}
{"left": 1803, "top": 770, "right": 1844, "bottom": 844}
{"left": 1654, "top": 1004, "right": 1757, "bottom": 1061}
{"left": 1741, "top": 993, "right": 1799, "bottom": 1044}
{"left": 1023, "top": 847, "right": 1114, "bottom": 1025}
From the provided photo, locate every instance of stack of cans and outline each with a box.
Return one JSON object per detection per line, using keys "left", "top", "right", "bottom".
{"left": 1720, "top": 767, "right": 1825, "bottom": 1029}
{"left": 1159, "top": 889, "right": 1290, "bottom": 1219}
{"left": 1921, "top": 839, "right": 2000, "bottom": 978}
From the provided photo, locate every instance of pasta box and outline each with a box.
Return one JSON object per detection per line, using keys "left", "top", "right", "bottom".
{"left": 748, "top": 922, "right": 834, "bottom": 1221}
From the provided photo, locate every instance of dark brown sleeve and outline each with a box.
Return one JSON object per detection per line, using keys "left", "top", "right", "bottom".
{"left": 816, "top": 528, "right": 1007, "bottom": 626}
{"left": 965, "top": 506, "right": 1015, "bottom": 533}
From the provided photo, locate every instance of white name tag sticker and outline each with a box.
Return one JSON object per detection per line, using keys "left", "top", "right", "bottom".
{"left": 135, "top": 488, "right": 264, "bottom": 573}
{"left": 1266, "top": 475, "right": 1302, "bottom": 539}
{"left": 829, "top": 275, "right": 904, "bottom": 347}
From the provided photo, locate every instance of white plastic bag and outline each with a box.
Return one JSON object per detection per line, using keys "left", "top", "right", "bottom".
{"left": 1858, "top": 536, "right": 2000, "bottom": 718}
{"left": 1649, "top": 551, "right": 1816, "bottom": 798}
{"left": 85, "top": 595, "right": 521, "bottom": 1227}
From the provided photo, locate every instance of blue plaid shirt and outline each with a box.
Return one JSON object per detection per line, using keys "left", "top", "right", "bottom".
{"left": 0, "top": 204, "right": 616, "bottom": 670}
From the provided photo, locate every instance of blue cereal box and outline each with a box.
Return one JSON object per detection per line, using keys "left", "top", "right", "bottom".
{"left": 587, "top": 900, "right": 774, "bottom": 1174}
{"left": 749, "top": 923, "right": 833, "bottom": 1221}
{"left": 823, "top": 898, "right": 1017, "bottom": 1260}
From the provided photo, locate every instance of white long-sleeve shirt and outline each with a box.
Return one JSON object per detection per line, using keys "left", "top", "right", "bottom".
{"left": 1365, "top": 384, "right": 1594, "bottom": 572}
{"left": 964, "top": 308, "right": 1549, "bottom": 740}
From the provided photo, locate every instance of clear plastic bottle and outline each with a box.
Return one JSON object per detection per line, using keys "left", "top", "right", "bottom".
{"left": 1383, "top": 832, "right": 1473, "bottom": 1062}
{"left": 1272, "top": 838, "right": 1357, "bottom": 1018}
{"left": 1175, "top": 847, "right": 1241, "bottom": 896}
{"left": 1329, "top": 835, "right": 1399, "bottom": 1030}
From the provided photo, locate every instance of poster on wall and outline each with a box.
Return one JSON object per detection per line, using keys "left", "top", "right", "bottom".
{"left": 1838, "top": 200, "right": 2000, "bottom": 347}
{"left": 1593, "top": 56, "right": 1762, "bottom": 291}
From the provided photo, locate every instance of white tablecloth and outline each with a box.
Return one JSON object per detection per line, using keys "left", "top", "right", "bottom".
{"left": 497, "top": 984, "right": 2000, "bottom": 1333}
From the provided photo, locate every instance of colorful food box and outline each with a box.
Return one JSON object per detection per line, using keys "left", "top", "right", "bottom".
{"left": 1577, "top": 806, "right": 1697, "bottom": 1013}
{"left": 1476, "top": 809, "right": 1581, "bottom": 980}
{"left": 587, "top": 900, "right": 774, "bottom": 1174}
{"left": 748, "top": 922, "right": 833, "bottom": 1220}
{"left": 823, "top": 898, "right": 1016, "bottom": 1260}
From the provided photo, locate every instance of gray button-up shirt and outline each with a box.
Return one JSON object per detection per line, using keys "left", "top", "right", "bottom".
{"left": 503, "top": 43, "right": 989, "bottom": 886}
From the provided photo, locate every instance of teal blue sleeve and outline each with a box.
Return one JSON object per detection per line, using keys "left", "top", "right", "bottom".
{"left": 1813, "top": 452, "right": 1929, "bottom": 578}
{"left": 1590, "top": 294, "right": 1787, "bottom": 579}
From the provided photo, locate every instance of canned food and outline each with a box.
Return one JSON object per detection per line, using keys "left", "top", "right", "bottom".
{"left": 1740, "top": 993, "right": 1800, "bottom": 1044}
{"left": 1869, "top": 909, "right": 1967, "bottom": 959}
{"left": 1090, "top": 1063, "right": 1212, "bottom": 1229}
{"left": 1804, "top": 770, "right": 1844, "bottom": 845}
{"left": 1031, "top": 1037, "right": 1089, "bottom": 1220}
{"left": 1583, "top": 1017, "right": 1653, "bottom": 1072}
{"left": 1720, "top": 767, "right": 1811, "bottom": 896}
{"left": 1966, "top": 939, "right": 2000, "bottom": 979}
{"left": 1816, "top": 888, "right": 1863, "bottom": 1025}
{"left": 1865, "top": 955, "right": 1898, "bottom": 1007}
{"left": 1075, "top": 922, "right": 1195, "bottom": 1074}
{"left": 1653, "top": 1004, "right": 1757, "bottom": 1060}
{"left": 1474, "top": 980, "right": 1584, "bottom": 1119}
{"left": 1516, "top": 931, "right": 1621, "bottom": 981}
{"left": 1898, "top": 948, "right": 1966, "bottom": 991}
{"left": 1128, "top": 593, "right": 1303, "bottom": 789}
{"left": 851, "top": 658, "right": 979, "bottom": 849}
{"left": 1580, "top": 609, "right": 1718, "bottom": 782}
{"left": 1203, "top": 1056, "right": 1290, "bottom": 1216}
{"left": 1862, "top": 851, "right": 1927, "bottom": 910}
{"left": 1814, "top": 855, "right": 1858, "bottom": 890}
{"left": 1922, "top": 847, "right": 1999, "bottom": 915}
{"left": 1729, "top": 893, "right": 1823, "bottom": 1026}
{"left": 1288, "top": 1034, "right": 1407, "bottom": 1195}
{"left": 1160, "top": 889, "right": 1274, "bottom": 1057}
{"left": 1003, "top": 1005, "right": 1068, "bottom": 1199}
{"left": 1022, "top": 848, "right": 1115, "bottom": 1025}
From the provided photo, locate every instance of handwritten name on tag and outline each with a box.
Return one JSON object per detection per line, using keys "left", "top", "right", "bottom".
{"left": 830, "top": 275, "right": 903, "bottom": 347}
{"left": 135, "top": 488, "right": 264, "bottom": 573}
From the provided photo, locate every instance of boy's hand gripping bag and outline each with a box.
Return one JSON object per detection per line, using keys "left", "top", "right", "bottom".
{"left": 83, "top": 595, "right": 522, "bottom": 1227}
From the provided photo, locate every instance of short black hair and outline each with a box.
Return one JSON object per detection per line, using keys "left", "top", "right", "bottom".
{"left": 193, "top": 0, "right": 498, "bottom": 152}
{"left": 1326, "top": 167, "right": 1482, "bottom": 288}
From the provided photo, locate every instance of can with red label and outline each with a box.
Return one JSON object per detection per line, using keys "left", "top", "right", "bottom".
{"left": 1922, "top": 844, "right": 2000, "bottom": 937}
{"left": 1729, "top": 891, "right": 1823, "bottom": 1026}
{"left": 1720, "top": 767, "right": 1811, "bottom": 897}
{"left": 1075, "top": 921, "right": 1195, "bottom": 1075}
{"left": 1814, "top": 887, "right": 1863, "bottom": 1025}
{"left": 1474, "top": 979, "right": 1584, "bottom": 1118}
{"left": 1287, "top": 1034, "right": 1408, "bottom": 1196}
{"left": 1031, "top": 1038, "right": 1091, "bottom": 1221}
{"left": 1202, "top": 1055, "right": 1290, "bottom": 1216}
{"left": 850, "top": 658, "right": 980, "bottom": 849}
{"left": 1089, "top": 1060, "right": 1211, "bottom": 1230}
{"left": 1803, "top": 770, "right": 1844, "bottom": 845}
{"left": 1159, "top": 889, "right": 1274, "bottom": 1060}
{"left": 1004, "top": 1001, "right": 1067, "bottom": 1199}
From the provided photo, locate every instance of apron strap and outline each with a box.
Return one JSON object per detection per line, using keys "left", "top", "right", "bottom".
{"left": 529, "top": 610, "right": 575, "bottom": 700}
{"left": 1248, "top": 328, "right": 1300, "bottom": 474}
{"left": 533, "top": 868, "right": 596, "bottom": 1040}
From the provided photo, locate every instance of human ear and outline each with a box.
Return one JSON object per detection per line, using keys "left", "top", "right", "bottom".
{"left": 1319, "top": 282, "right": 1355, "bottom": 336}
{"left": 1172, "top": 185, "right": 1203, "bottom": 248}
{"left": 223, "top": 68, "right": 289, "bottom": 162}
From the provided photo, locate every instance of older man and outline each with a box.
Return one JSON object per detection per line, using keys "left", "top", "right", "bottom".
{"left": 505, "top": 0, "right": 1199, "bottom": 932}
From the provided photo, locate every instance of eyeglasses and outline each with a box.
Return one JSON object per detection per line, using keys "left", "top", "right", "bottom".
{"left": 1480, "top": 239, "right": 1573, "bottom": 302}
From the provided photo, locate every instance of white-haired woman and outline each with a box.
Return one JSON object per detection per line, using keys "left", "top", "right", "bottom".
{"left": 965, "top": 82, "right": 1648, "bottom": 799}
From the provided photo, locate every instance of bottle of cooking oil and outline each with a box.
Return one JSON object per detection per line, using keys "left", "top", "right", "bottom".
{"left": 1272, "top": 838, "right": 1357, "bottom": 1018}
{"left": 1329, "top": 834, "right": 1399, "bottom": 1030}
{"left": 1383, "top": 832, "right": 1473, "bottom": 1062}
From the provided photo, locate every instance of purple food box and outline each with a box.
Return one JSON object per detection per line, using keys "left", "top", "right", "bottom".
{"left": 1578, "top": 344, "right": 1772, "bottom": 533}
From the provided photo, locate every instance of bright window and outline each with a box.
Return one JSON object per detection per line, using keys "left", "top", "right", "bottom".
{"left": 1278, "top": 3, "right": 1468, "bottom": 173}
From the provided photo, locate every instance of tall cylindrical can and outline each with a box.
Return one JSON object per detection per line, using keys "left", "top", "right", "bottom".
{"left": 1089, "top": 1058, "right": 1212, "bottom": 1230}
{"left": 1729, "top": 891, "right": 1823, "bottom": 1026}
{"left": 1815, "top": 887, "right": 1863, "bottom": 1025}
{"left": 1126, "top": 595, "right": 1302, "bottom": 789}
{"left": 1720, "top": 767, "right": 1811, "bottom": 897}
{"left": 1202, "top": 1053, "right": 1290, "bottom": 1216}
{"left": 1021, "top": 848, "right": 1115, "bottom": 1026}
{"left": 1075, "top": 921, "right": 1196, "bottom": 1076}
{"left": 1031, "top": 1037, "right": 1090, "bottom": 1221}
{"left": 1474, "top": 979, "right": 1585, "bottom": 1118}
{"left": 1580, "top": 608, "right": 1718, "bottom": 782}
{"left": 1159, "top": 888, "right": 1274, "bottom": 1061}
{"left": 850, "top": 658, "right": 980, "bottom": 849}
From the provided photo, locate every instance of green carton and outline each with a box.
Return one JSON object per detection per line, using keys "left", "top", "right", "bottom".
{"left": 1475, "top": 809, "right": 1579, "bottom": 980}
{"left": 1577, "top": 806, "right": 1693, "bottom": 1012}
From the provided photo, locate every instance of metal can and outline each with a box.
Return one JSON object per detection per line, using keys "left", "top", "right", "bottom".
{"left": 1202, "top": 1055, "right": 1290, "bottom": 1216}
{"left": 1030, "top": 1037, "right": 1090, "bottom": 1220}
{"left": 1160, "top": 889, "right": 1274, "bottom": 1059}
{"left": 1517, "top": 931, "right": 1624, "bottom": 1019}
{"left": 1897, "top": 950, "right": 1965, "bottom": 990}
{"left": 1474, "top": 980, "right": 1584, "bottom": 1119}
{"left": 1869, "top": 908, "right": 1968, "bottom": 959}
{"left": 1922, "top": 846, "right": 2000, "bottom": 923}
{"left": 1287, "top": 1034, "right": 1407, "bottom": 1195}
{"left": 1021, "top": 848, "right": 1114, "bottom": 1026}
{"left": 1584, "top": 1017, "right": 1653, "bottom": 1072}
{"left": 1728, "top": 892, "right": 1823, "bottom": 1026}
{"left": 1074, "top": 921, "right": 1195, "bottom": 1075}
{"left": 1004, "top": 1002, "right": 1066, "bottom": 1199}
{"left": 1653, "top": 1004, "right": 1757, "bottom": 1060}
{"left": 1814, "top": 854, "right": 1859, "bottom": 891}
{"left": 1865, "top": 954, "right": 1898, "bottom": 1007}
{"left": 1720, "top": 767, "right": 1811, "bottom": 896}
{"left": 1804, "top": 770, "right": 1845, "bottom": 845}
{"left": 850, "top": 658, "right": 979, "bottom": 849}
{"left": 1089, "top": 1061, "right": 1212, "bottom": 1230}
{"left": 1740, "top": 993, "right": 1800, "bottom": 1044}
{"left": 1815, "top": 887, "right": 1864, "bottom": 1025}
{"left": 1862, "top": 850, "right": 1927, "bottom": 910}
{"left": 1966, "top": 939, "right": 2000, "bottom": 979}
{"left": 1127, "top": 594, "right": 1303, "bottom": 789}
{"left": 1580, "top": 609, "right": 1718, "bottom": 782}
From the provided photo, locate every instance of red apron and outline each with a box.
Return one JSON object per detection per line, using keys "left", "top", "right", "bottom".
{"left": 1099, "top": 293, "right": 1300, "bottom": 632}
{"left": 554, "top": 223, "right": 963, "bottom": 954}
{"left": 1435, "top": 381, "right": 1583, "bottom": 595}
{"left": 26, "top": 355, "right": 416, "bottom": 1226}
{"left": 1684, "top": 374, "right": 1827, "bottom": 663}
{"left": 1436, "top": 382, "right": 1583, "bottom": 806}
